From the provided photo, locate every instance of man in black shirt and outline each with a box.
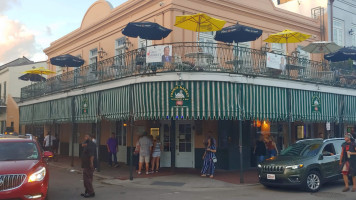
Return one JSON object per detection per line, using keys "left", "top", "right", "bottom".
{"left": 81, "top": 134, "right": 97, "bottom": 198}
{"left": 254, "top": 135, "right": 267, "bottom": 164}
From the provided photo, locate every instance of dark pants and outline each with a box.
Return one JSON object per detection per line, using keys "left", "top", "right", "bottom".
{"left": 108, "top": 152, "right": 117, "bottom": 166}
{"left": 83, "top": 168, "right": 94, "bottom": 194}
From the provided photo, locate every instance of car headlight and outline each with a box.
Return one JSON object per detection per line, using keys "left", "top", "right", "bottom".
{"left": 286, "top": 164, "right": 304, "bottom": 170}
{"left": 28, "top": 167, "right": 46, "bottom": 182}
{"left": 257, "top": 164, "right": 262, "bottom": 168}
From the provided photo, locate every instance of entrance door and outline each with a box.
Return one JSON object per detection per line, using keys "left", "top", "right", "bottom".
{"left": 115, "top": 121, "right": 127, "bottom": 164}
{"left": 160, "top": 121, "right": 171, "bottom": 167}
{"left": 175, "top": 121, "right": 194, "bottom": 168}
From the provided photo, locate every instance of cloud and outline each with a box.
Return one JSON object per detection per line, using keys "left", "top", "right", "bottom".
{"left": 0, "top": 0, "right": 20, "bottom": 14}
{"left": 0, "top": 16, "right": 38, "bottom": 65}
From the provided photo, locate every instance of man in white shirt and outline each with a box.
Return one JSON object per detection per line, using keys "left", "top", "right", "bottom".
{"left": 43, "top": 133, "right": 57, "bottom": 151}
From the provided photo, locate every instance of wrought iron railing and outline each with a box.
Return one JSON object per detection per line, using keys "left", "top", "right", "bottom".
{"left": 21, "top": 42, "right": 354, "bottom": 101}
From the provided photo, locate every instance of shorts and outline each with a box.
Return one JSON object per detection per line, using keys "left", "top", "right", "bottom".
{"left": 152, "top": 152, "right": 161, "bottom": 158}
{"left": 342, "top": 161, "right": 350, "bottom": 175}
{"left": 139, "top": 155, "right": 150, "bottom": 163}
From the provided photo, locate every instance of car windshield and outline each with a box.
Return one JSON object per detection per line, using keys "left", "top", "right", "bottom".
{"left": 0, "top": 142, "right": 39, "bottom": 161}
{"left": 280, "top": 142, "right": 321, "bottom": 157}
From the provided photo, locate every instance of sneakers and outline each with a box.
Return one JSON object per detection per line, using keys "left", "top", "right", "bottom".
{"left": 81, "top": 193, "right": 95, "bottom": 198}
{"left": 146, "top": 171, "right": 149, "bottom": 175}
{"left": 138, "top": 171, "right": 141, "bottom": 175}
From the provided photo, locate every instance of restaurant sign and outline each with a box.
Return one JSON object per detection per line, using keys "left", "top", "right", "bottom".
{"left": 169, "top": 85, "right": 190, "bottom": 108}
{"left": 82, "top": 98, "right": 88, "bottom": 115}
{"left": 311, "top": 94, "right": 321, "bottom": 113}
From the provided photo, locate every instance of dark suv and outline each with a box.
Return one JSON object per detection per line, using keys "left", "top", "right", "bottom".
{"left": 258, "top": 138, "right": 344, "bottom": 192}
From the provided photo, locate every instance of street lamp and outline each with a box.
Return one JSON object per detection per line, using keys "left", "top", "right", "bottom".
{"left": 97, "top": 48, "right": 107, "bottom": 59}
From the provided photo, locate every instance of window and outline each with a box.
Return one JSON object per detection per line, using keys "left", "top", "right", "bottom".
{"left": 115, "top": 37, "right": 126, "bottom": 66}
{"left": 89, "top": 48, "right": 97, "bottom": 72}
{"left": 333, "top": 18, "right": 344, "bottom": 46}
{"left": 271, "top": 43, "right": 286, "bottom": 54}
{"left": 352, "top": 24, "right": 356, "bottom": 47}
{"left": 3, "top": 82, "right": 6, "bottom": 103}
{"left": 138, "top": 37, "right": 152, "bottom": 49}
{"left": 297, "top": 45, "right": 310, "bottom": 60}
{"left": 322, "top": 143, "right": 336, "bottom": 156}
{"left": 0, "top": 83, "right": 2, "bottom": 100}
{"left": 116, "top": 121, "right": 126, "bottom": 146}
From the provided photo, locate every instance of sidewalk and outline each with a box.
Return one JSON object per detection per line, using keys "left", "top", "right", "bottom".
{"left": 49, "top": 155, "right": 259, "bottom": 189}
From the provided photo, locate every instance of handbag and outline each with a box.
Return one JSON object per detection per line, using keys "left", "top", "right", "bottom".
{"left": 212, "top": 155, "right": 217, "bottom": 163}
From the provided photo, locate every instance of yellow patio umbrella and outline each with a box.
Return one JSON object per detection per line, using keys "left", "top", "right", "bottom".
{"left": 23, "top": 67, "right": 56, "bottom": 76}
{"left": 174, "top": 13, "right": 226, "bottom": 41}
{"left": 264, "top": 29, "right": 311, "bottom": 54}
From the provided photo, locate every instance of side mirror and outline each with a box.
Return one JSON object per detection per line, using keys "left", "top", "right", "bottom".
{"left": 43, "top": 151, "right": 54, "bottom": 158}
{"left": 318, "top": 154, "right": 324, "bottom": 160}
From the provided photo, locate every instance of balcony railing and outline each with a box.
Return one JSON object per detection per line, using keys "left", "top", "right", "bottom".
{"left": 21, "top": 42, "right": 353, "bottom": 101}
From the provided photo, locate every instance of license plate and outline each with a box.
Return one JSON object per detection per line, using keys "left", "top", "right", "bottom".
{"left": 267, "top": 174, "right": 275, "bottom": 180}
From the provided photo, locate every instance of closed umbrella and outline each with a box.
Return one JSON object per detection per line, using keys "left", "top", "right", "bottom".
{"left": 174, "top": 13, "right": 226, "bottom": 41}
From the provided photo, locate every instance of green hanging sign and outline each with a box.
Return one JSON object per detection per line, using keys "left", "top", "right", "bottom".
{"left": 82, "top": 98, "right": 89, "bottom": 115}
{"left": 311, "top": 94, "right": 321, "bottom": 113}
{"left": 169, "top": 85, "right": 190, "bottom": 108}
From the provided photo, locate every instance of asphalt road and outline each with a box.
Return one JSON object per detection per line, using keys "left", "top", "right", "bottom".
{"left": 48, "top": 166, "right": 356, "bottom": 200}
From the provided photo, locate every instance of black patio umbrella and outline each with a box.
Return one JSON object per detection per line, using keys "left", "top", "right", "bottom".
{"left": 19, "top": 73, "right": 46, "bottom": 82}
{"left": 50, "top": 54, "right": 84, "bottom": 71}
{"left": 324, "top": 46, "right": 356, "bottom": 62}
{"left": 214, "top": 22, "right": 263, "bottom": 44}
{"left": 122, "top": 22, "right": 172, "bottom": 46}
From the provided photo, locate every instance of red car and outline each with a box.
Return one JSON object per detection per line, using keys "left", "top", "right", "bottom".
{"left": 0, "top": 134, "right": 53, "bottom": 200}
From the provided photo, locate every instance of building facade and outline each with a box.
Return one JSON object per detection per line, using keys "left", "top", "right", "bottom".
{"left": 0, "top": 57, "right": 46, "bottom": 134}
{"left": 18, "top": 0, "right": 356, "bottom": 170}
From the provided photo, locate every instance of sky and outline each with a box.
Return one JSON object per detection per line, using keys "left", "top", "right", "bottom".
{"left": 0, "top": 0, "right": 127, "bottom": 65}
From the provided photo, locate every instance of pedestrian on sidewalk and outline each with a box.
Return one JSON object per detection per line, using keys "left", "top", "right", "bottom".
{"left": 266, "top": 135, "right": 278, "bottom": 159}
{"left": 254, "top": 135, "right": 266, "bottom": 164}
{"left": 43, "top": 132, "right": 56, "bottom": 152}
{"left": 201, "top": 137, "right": 217, "bottom": 178}
{"left": 81, "top": 134, "right": 97, "bottom": 198}
{"left": 151, "top": 136, "right": 162, "bottom": 173}
{"left": 340, "top": 133, "right": 356, "bottom": 192}
{"left": 133, "top": 135, "right": 142, "bottom": 172}
{"left": 138, "top": 131, "right": 153, "bottom": 175}
{"left": 107, "top": 133, "right": 119, "bottom": 167}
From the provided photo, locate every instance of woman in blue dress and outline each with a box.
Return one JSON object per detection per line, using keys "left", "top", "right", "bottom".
{"left": 201, "top": 137, "right": 217, "bottom": 178}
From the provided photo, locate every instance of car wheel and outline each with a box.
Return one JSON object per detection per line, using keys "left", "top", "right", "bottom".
{"left": 304, "top": 171, "right": 322, "bottom": 192}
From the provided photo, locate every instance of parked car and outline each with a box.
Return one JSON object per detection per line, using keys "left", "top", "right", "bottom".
{"left": 0, "top": 134, "right": 53, "bottom": 199}
{"left": 258, "top": 138, "right": 344, "bottom": 192}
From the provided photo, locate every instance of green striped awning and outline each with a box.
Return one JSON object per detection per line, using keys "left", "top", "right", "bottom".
{"left": 133, "top": 81, "right": 240, "bottom": 120}
{"left": 19, "top": 105, "right": 34, "bottom": 125}
{"left": 32, "top": 101, "right": 51, "bottom": 124}
{"left": 51, "top": 98, "right": 72, "bottom": 123}
{"left": 100, "top": 87, "right": 130, "bottom": 120}
{"left": 291, "top": 89, "right": 339, "bottom": 122}
{"left": 74, "top": 93, "right": 99, "bottom": 122}
{"left": 343, "top": 95, "right": 356, "bottom": 123}
{"left": 242, "top": 84, "right": 288, "bottom": 121}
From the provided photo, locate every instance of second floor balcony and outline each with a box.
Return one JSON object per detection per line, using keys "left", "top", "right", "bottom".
{"left": 20, "top": 42, "right": 355, "bottom": 101}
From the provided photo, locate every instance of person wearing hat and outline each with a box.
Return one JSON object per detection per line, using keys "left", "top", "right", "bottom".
{"left": 340, "top": 133, "right": 356, "bottom": 192}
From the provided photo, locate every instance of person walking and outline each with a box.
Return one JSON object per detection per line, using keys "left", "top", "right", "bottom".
{"left": 138, "top": 132, "right": 153, "bottom": 175}
{"left": 151, "top": 136, "right": 162, "bottom": 173}
{"left": 340, "top": 133, "right": 356, "bottom": 192}
{"left": 43, "top": 132, "right": 56, "bottom": 152}
{"left": 106, "top": 133, "right": 119, "bottom": 167}
{"left": 254, "top": 135, "right": 267, "bottom": 164}
{"left": 81, "top": 134, "right": 97, "bottom": 198}
{"left": 266, "top": 135, "right": 278, "bottom": 159}
{"left": 201, "top": 137, "right": 217, "bottom": 178}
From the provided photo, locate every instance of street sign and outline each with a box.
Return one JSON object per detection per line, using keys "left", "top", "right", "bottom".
{"left": 326, "top": 122, "right": 330, "bottom": 131}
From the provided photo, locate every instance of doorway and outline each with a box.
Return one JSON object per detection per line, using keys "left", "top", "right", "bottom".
{"left": 159, "top": 120, "right": 195, "bottom": 168}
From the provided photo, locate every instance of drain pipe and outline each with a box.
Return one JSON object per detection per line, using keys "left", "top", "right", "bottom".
{"left": 330, "top": 0, "right": 334, "bottom": 42}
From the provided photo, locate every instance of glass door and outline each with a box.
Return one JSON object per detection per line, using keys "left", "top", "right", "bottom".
{"left": 160, "top": 121, "right": 171, "bottom": 167}
{"left": 175, "top": 121, "right": 194, "bottom": 168}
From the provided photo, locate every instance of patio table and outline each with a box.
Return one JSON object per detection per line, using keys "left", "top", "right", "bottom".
{"left": 185, "top": 52, "right": 214, "bottom": 70}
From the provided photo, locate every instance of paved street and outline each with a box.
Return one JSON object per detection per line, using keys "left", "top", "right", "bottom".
{"left": 48, "top": 165, "right": 356, "bottom": 200}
